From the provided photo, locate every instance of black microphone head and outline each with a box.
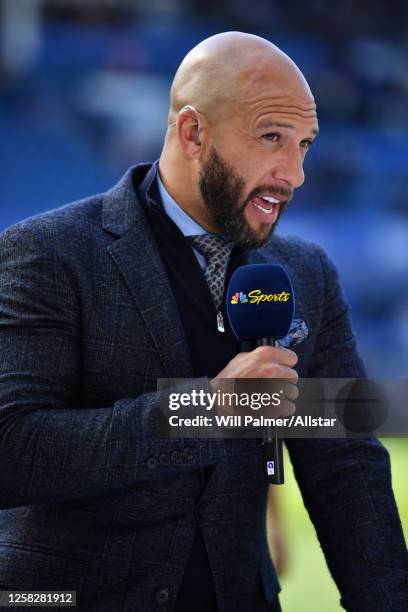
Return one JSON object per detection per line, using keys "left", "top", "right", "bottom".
{"left": 226, "top": 264, "right": 295, "bottom": 340}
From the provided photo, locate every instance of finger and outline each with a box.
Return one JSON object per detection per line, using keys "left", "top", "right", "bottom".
{"left": 280, "top": 381, "right": 299, "bottom": 401}
{"left": 262, "top": 363, "right": 299, "bottom": 383}
{"left": 253, "top": 345, "right": 298, "bottom": 367}
{"left": 274, "top": 346, "right": 298, "bottom": 367}
{"left": 278, "top": 399, "right": 296, "bottom": 417}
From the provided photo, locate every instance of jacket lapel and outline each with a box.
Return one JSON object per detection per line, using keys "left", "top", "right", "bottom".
{"left": 241, "top": 248, "right": 268, "bottom": 266}
{"left": 102, "top": 166, "right": 194, "bottom": 378}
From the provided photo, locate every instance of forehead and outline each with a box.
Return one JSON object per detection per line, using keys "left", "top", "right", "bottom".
{"left": 233, "top": 63, "right": 318, "bottom": 130}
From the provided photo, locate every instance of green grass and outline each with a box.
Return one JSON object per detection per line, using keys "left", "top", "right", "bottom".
{"left": 267, "top": 440, "right": 407, "bottom": 612}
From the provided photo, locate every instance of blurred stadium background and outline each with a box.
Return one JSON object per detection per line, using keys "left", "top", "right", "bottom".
{"left": 0, "top": 1, "right": 406, "bottom": 610}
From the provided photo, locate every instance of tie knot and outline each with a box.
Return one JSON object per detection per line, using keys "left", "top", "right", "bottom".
{"left": 188, "top": 234, "right": 232, "bottom": 263}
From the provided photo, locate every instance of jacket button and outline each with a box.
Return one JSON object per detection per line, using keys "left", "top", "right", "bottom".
{"left": 147, "top": 457, "right": 158, "bottom": 470}
{"left": 158, "top": 453, "right": 170, "bottom": 466}
{"left": 182, "top": 447, "right": 194, "bottom": 461}
{"left": 170, "top": 450, "right": 182, "bottom": 464}
{"left": 155, "top": 588, "right": 170, "bottom": 604}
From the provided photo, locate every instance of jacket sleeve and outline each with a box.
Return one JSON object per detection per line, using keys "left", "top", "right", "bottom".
{"left": 285, "top": 245, "right": 408, "bottom": 611}
{"left": 0, "top": 224, "right": 225, "bottom": 509}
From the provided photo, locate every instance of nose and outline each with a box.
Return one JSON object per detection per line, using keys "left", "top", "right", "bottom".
{"left": 271, "top": 145, "right": 305, "bottom": 189}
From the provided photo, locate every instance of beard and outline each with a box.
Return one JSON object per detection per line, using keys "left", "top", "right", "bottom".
{"left": 198, "top": 147, "right": 292, "bottom": 249}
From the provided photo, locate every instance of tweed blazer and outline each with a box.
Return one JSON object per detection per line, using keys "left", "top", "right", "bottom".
{"left": 0, "top": 164, "right": 406, "bottom": 611}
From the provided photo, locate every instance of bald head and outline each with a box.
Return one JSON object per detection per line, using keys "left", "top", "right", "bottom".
{"left": 168, "top": 31, "right": 315, "bottom": 127}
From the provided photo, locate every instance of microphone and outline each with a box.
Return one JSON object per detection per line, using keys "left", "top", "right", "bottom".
{"left": 226, "top": 264, "right": 295, "bottom": 484}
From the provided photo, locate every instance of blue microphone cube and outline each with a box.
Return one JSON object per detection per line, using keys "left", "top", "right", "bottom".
{"left": 226, "top": 264, "right": 295, "bottom": 341}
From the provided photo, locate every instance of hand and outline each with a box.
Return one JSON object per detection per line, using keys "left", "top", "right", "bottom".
{"left": 210, "top": 346, "right": 298, "bottom": 417}
{"left": 211, "top": 345, "right": 298, "bottom": 382}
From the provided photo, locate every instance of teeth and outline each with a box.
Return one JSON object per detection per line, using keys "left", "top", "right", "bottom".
{"left": 261, "top": 196, "right": 280, "bottom": 204}
{"left": 253, "top": 202, "right": 274, "bottom": 214}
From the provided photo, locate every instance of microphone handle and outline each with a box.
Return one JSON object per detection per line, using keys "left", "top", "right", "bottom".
{"left": 256, "top": 337, "right": 284, "bottom": 485}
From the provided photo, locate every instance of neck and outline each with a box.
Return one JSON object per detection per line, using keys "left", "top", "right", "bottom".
{"left": 158, "top": 149, "right": 219, "bottom": 233}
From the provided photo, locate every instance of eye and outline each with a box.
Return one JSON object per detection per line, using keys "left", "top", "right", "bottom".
{"left": 262, "top": 132, "right": 281, "bottom": 142}
{"left": 300, "top": 139, "right": 314, "bottom": 150}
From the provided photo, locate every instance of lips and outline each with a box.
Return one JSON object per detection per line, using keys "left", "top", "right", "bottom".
{"left": 250, "top": 195, "right": 281, "bottom": 223}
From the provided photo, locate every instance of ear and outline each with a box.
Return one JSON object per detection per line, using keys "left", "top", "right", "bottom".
{"left": 176, "top": 108, "right": 203, "bottom": 159}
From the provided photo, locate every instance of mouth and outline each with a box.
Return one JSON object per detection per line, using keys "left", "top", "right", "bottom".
{"left": 249, "top": 194, "right": 282, "bottom": 224}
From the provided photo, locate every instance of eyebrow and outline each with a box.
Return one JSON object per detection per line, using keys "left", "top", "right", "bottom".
{"left": 258, "top": 121, "right": 319, "bottom": 137}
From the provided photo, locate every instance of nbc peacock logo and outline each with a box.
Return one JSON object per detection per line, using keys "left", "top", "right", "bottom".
{"left": 231, "top": 291, "right": 248, "bottom": 304}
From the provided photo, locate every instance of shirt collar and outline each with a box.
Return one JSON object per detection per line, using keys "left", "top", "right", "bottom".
{"left": 156, "top": 168, "right": 208, "bottom": 237}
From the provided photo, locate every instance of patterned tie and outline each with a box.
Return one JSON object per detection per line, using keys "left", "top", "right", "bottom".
{"left": 188, "top": 234, "right": 233, "bottom": 312}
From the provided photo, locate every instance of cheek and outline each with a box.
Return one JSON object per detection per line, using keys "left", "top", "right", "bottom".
{"left": 239, "top": 160, "right": 270, "bottom": 196}
{"left": 232, "top": 145, "right": 273, "bottom": 182}
{"left": 227, "top": 150, "right": 262, "bottom": 184}
{"left": 213, "top": 136, "right": 271, "bottom": 192}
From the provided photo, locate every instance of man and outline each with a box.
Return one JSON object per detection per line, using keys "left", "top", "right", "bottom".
{"left": 0, "top": 32, "right": 406, "bottom": 612}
